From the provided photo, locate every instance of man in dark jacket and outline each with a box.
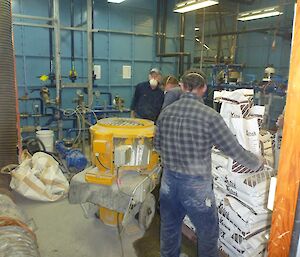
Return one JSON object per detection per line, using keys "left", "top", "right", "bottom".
{"left": 131, "top": 68, "right": 164, "bottom": 122}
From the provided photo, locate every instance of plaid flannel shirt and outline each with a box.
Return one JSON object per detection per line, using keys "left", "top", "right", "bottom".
{"left": 154, "top": 92, "right": 262, "bottom": 178}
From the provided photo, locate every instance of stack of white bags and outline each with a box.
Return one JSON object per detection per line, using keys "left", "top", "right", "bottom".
{"left": 212, "top": 89, "right": 276, "bottom": 257}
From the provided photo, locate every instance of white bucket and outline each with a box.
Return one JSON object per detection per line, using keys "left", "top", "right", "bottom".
{"left": 36, "top": 130, "right": 54, "bottom": 152}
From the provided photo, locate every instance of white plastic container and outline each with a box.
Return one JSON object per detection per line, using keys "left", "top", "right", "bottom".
{"left": 36, "top": 130, "right": 54, "bottom": 152}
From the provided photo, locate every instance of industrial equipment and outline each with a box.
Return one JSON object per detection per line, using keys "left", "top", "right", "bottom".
{"left": 22, "top": 136, "right": 46, "bottom": 155}
{"left": 69, "top": 117, "right": 161, "bottom": 230}
{"left": 113, "top": 95, "right": 125, "bottom": 112}
{"left": 208, "top": 63, "right": 287, "bottom": 130}
{"left": 55, "top": 141, "right": 87, "bottom": 173}
{"left": 40, "top": 87, "right": 51, "bottom": 105}
{"left": 69, "top": 67, "right": 78, "bottom": 83}
{"left": 86, "top": 117, "right": 159, "bottom": 185}
{"left": 212, "top": 64, "right": 243, "bottom": 86}
{"left": 73, "top": 90, "right": 85, "bottom": 107}
{"left": 0, "top": 193, "right": 40, "bottom": 256}
{"left": 69, "top": 0, "right": 77, "bottom": 83}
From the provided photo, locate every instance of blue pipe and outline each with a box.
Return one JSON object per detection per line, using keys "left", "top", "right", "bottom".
{"left": 92, "top": 86, "right": 113, "bottom": 105}
{"left": 18, "top": 97, "right": 44, "bottom": 115}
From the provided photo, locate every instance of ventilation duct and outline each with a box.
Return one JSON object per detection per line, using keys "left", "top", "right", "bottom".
{"left": 0, "top": 0, "right": 19, "bottom": 168}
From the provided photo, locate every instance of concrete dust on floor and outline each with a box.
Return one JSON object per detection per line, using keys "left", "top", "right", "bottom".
{"left": 13, "top": 193, "right": 140, "bottom": 257}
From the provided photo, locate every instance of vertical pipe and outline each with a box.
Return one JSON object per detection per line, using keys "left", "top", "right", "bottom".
{"left": 161, "top": 0, "right": 168, "bottom": 54}
{"left": 200, "top": 9, "right": 205, "bottom": 71}
{"left": 108, "top": 5, "right": 111, "bottom": 94}
{"left": 231, "top": 3, "right": 239, "bottom": 63}
{"left": 268, "top": 3, "right": 300, "bottom": 257}
{"left": 215, "top": 11, "right": 222, "bottom": 63}
{"left": 155, "top": 0, "right": 161, "bottom": 55}
{"left": 91, "top": 0, "right": 95, "bottom": 63}
{"left": 179, "top": 14, "right": 185, "bottom": 76}
{"left": 48, "top": 0, "right": 54, "bottom": 85}
{"left": 53, "top": 0, "right": 63, "bottom": 139}
{"left": 87, "top": 0, "right": 93, "bottom": 107}
{"left": 13, "top": 33, "right": 21, "bottom": 161}
{"left": 84, "top": 0, "right": 93, "bottom": 154}
{"left": 70, "top": 0, "right": 75, "bottom": 73}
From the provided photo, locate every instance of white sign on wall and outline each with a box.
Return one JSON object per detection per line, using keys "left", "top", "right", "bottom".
{"left": 123, "top": 65, "right": 131, "bottom": 79}
{"left": 94, "top": 65, "right": 101, "bottom": 79}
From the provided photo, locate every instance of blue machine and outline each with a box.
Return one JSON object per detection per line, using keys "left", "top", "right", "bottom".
{"left": 207, "top": 64, "right": 288, "bottom": 130}
{"left": 55, "top": 141, "right": 88, "bottom": 172}
{"left": 211, "top": 64, "right": 244, "bottom": 87}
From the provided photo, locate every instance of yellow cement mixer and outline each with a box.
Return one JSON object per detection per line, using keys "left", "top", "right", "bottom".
{"left": 86, "top": 117, "right": 159, "bottom": 185}
{"left": 69, "top": 118, "right": 161, "bottom": 230}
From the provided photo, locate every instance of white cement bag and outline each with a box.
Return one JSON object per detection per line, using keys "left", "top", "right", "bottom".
{"left": 219, "top": 91, "right": 253, "bottom": 122}
{"left": 218, "top": 196, "right": 271, "bottom": 236}
{"left": 225, "top": 185, "right": 267, "bottom": 208}
{"left": 10, "top": 152, "right": 69, "bottom": 202}
{"left": 214, "top": 89, "right": 254, "bottom": 103}
{"left": 219, "top": 237, "right": 266, "bottom": 257}
{"left": 220, "top": 102, "right": 243, "bottom": 119}
{"left": 249, "top": 105, "right": 266, "bottom": 128}
{"left": 212, "top": 166, "right": 228, "bottom": 191}
{"left": 249, "top": 105, "right": 265, "bottom": 118}
{"left": 213, "top": 165, "right": 275, "bottom": 208}
{"left": 212, "top": 150, "right": 256, "bottom": 175}
{"left": 224, "top": 166, "right": 274, "bottom": 197}
{"left": 213, "top": 175, "right": 273, "bottom": 208}
{"left": 231, "top": 117, "right": 260, "bottom": 155}
{"left": 219, "top": 223, "right": 268, "bottom": 257}
{"left": 214, "top": 187, "right": 226, "bottom": 205}
{"left": 212, "top": 159, "right": 275, "bottom": 194}
{"left": 211, "top": 151, "right": 231, "bottom": 170}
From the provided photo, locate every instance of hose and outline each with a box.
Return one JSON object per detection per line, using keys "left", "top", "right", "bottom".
{"left": 0, "top": 0, "right": 18, "bottom": 169}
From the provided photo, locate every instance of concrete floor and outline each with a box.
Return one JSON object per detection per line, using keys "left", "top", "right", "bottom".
{"left": 14, "top": 193, "right": 140, "bottom": 257}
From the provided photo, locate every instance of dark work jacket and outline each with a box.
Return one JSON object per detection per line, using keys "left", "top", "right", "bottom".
{"left": 162, "top": 87, "right": 182, "bottom": 109}
{"left": 131, "top": 81, "right": 164, "bottom": 122}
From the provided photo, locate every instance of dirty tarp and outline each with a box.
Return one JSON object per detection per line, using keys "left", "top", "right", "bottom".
{"left": 69, "top": 166, "right": 159, "bottom": 213}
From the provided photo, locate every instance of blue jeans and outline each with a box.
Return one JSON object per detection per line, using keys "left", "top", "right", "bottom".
{"left": 160, "top": 169, "right": 219, "bottom": 257}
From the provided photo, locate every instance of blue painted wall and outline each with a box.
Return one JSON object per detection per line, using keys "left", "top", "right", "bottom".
{"left": 236, "top": 0, "right": 294, "bottom": 81}
{"left": 12, "top": 0, "right": 195, "bottom": 132}
{"left": 194, "top": 0, "right": 294, "bottom": 82}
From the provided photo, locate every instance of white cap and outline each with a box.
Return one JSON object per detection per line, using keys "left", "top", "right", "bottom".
{"left": 265, "top": 67, "right": 275, "bottom": 74}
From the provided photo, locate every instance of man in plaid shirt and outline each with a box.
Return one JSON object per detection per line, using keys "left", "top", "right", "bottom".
{"left": 154, "top": 70, "right": 263, "bottom": 257}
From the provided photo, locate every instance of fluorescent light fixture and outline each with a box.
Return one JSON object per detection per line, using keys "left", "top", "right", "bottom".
{"left": 174, "top": 0, "right": 219, "bottom": 13}
{"left": 238, "top": 6, "right": 283, "bottom": 21}
{"left": 202, "top": 43, "right": 210, "bottom": 50}
{"left": 107, "top": 0, "right": 125, "bottom": 3}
